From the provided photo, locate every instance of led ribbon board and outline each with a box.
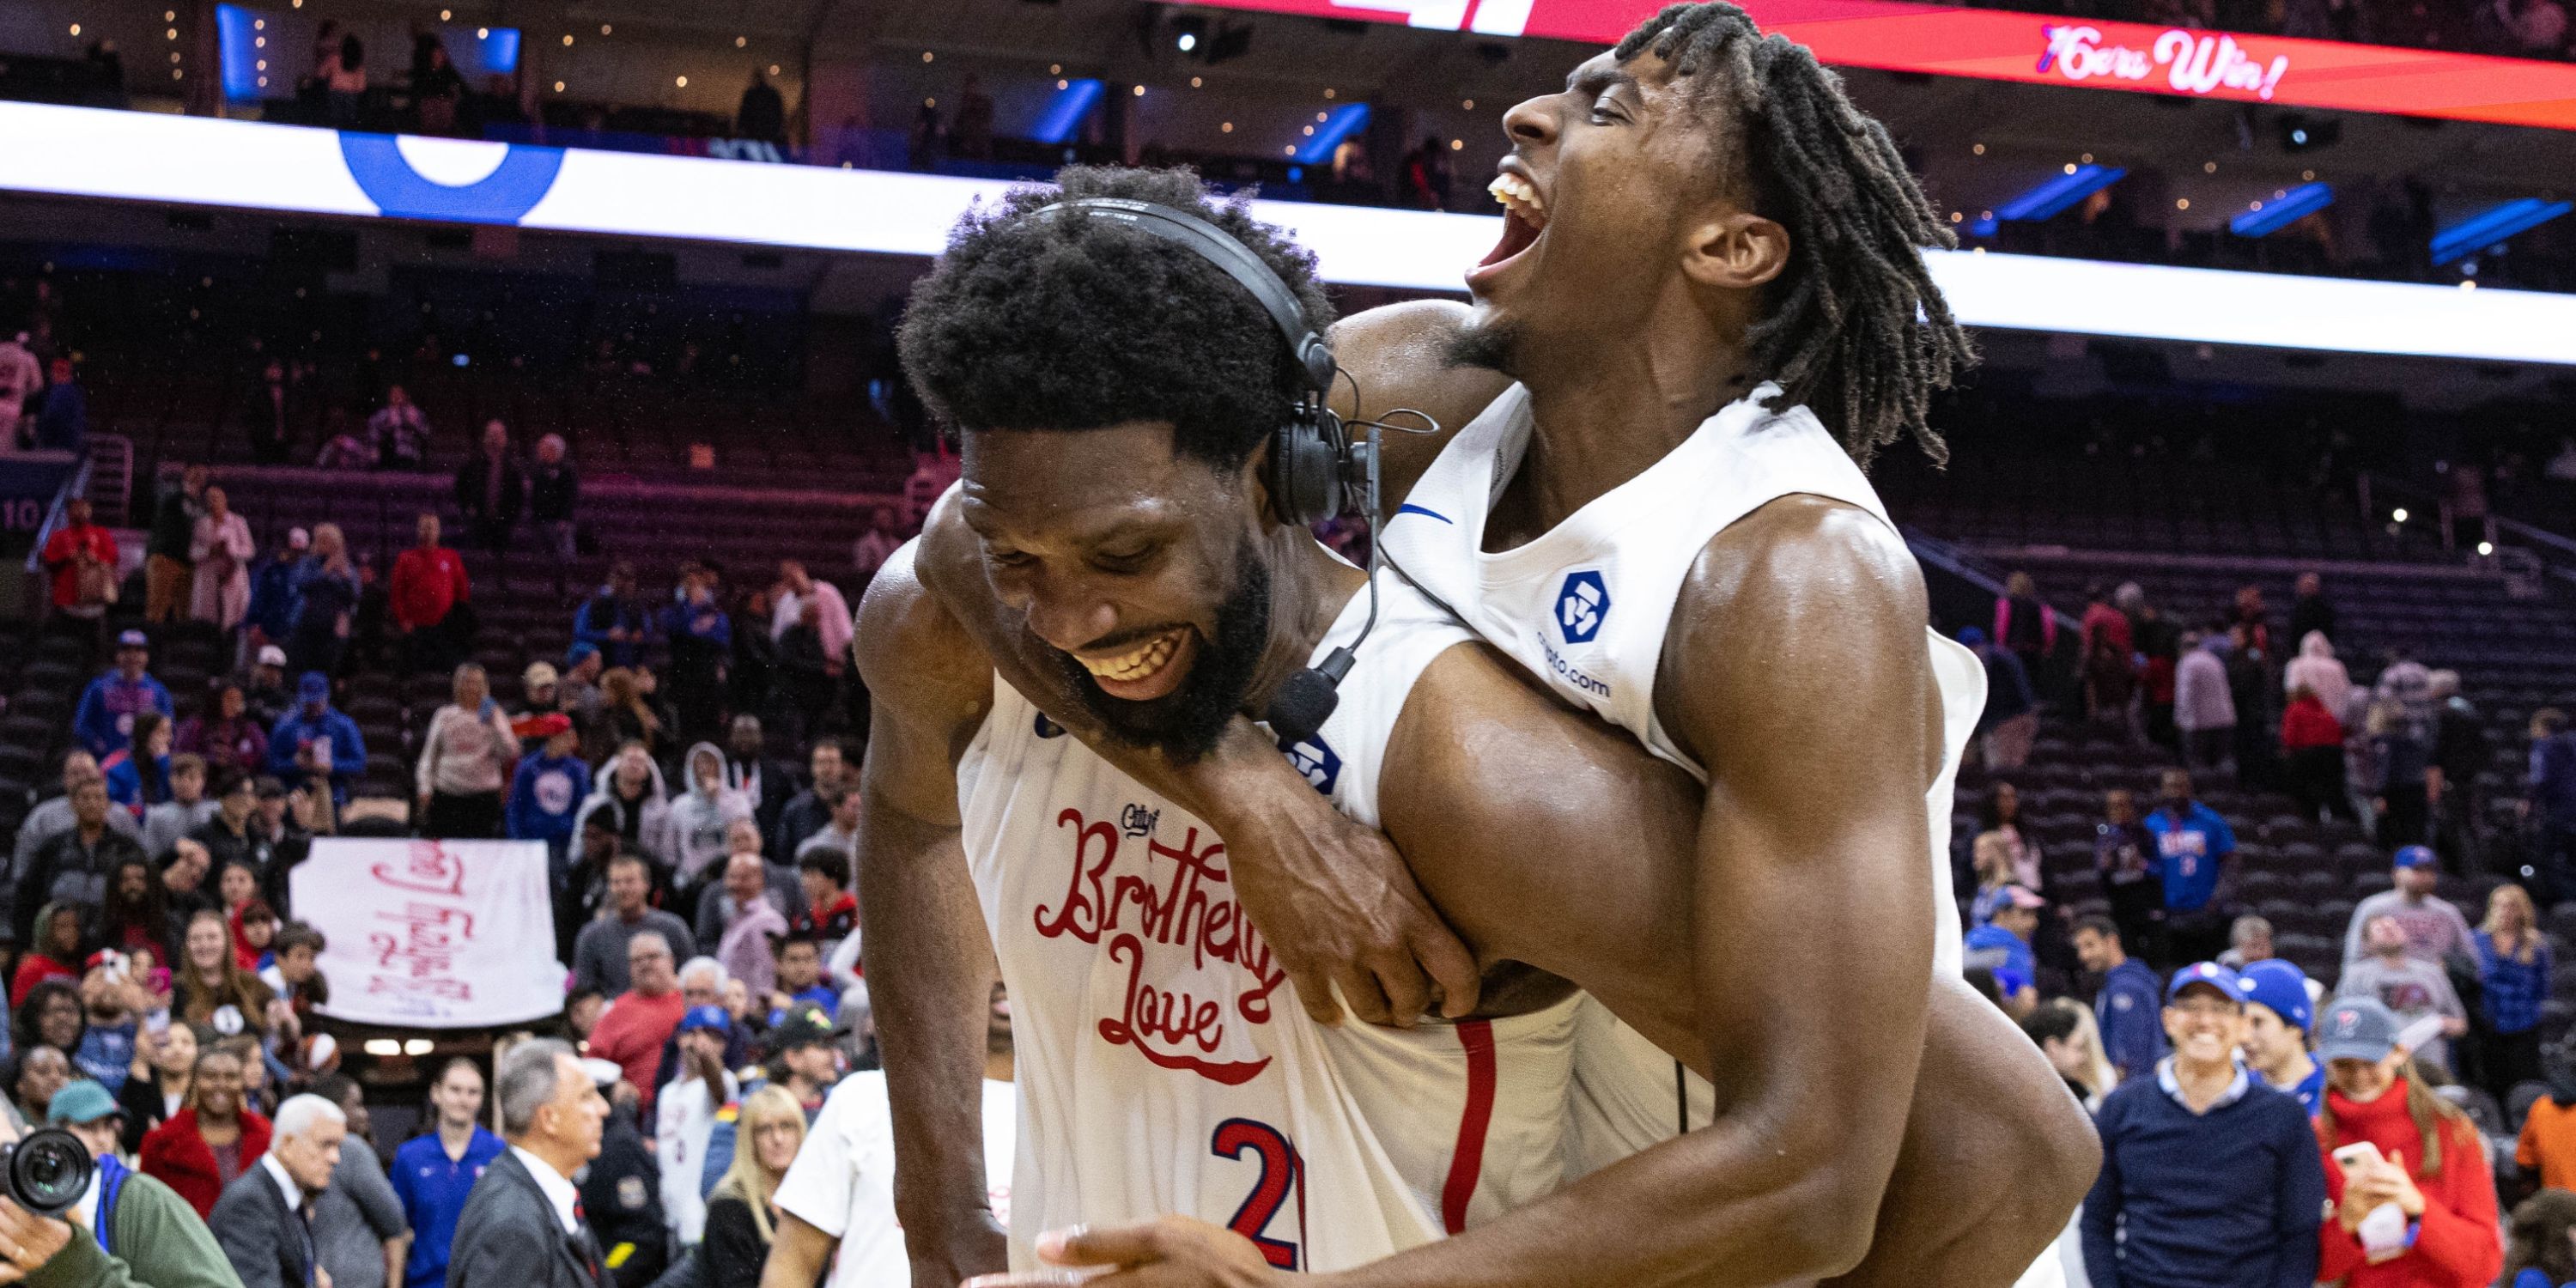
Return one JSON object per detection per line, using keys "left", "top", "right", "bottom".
{"left": 1186, "top": 0, "right": 2576, "bottom": 132}
{"left": 2, "top": 101, "right": 2573, "bottom": 364}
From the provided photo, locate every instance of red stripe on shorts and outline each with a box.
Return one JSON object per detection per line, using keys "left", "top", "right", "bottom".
{"left": 1440, "top": 1018, "right": 1498, "bottom": 1235}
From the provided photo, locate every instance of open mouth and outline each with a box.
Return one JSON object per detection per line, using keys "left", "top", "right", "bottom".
{"left": 1075, "top": 626, "right": 1199, "bottom": 702}
{"left": 1476, "top": 171, "right": 1549, "bottom": 272}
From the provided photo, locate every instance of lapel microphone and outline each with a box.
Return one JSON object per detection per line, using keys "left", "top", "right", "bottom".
{"left": 1264, "top": 409, "right": 1440, "bottom": 750}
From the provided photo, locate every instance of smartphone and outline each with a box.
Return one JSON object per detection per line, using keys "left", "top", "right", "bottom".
{"left": 2332, "top": 1141, "right": 2386, "bottom": 1174}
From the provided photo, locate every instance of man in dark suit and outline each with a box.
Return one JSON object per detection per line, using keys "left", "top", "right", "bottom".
{"left": 214, "top": 1093, "right": 348, "bottom": 1288}
{"left": 448, "top": 1040, "right": 609, "bottom": 1288}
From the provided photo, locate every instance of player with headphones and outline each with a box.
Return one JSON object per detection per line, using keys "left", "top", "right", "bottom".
{"left": 1023, "top": 193, "right": 1391, "bottom": 747}
{"left": 848, "top": 167, "right": 1611, "bottom": 1283}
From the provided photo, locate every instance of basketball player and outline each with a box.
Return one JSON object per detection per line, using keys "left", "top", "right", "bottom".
{"left": 883, "top": 170, "right": 2090, "bottom": 1288}
{"left": 860, "top": 173, "right": 1598, "bottom": 1286}
{"left": 908, "top": 7, "right": 2096, "bottom": 1285}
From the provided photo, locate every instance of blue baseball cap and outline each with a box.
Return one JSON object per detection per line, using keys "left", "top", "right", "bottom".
{"left": 677, "top": 1004, "right": 731, "bottom": 1035}
{"left": 298, "top": 671, "right": 331, "bottom": 702}
{"left": 115, "top": 629, "right": 149, "bottom": 650}
{"left": 2393, "top": 845, "right": 2438, "bottom": 871}
{"left": 2236, "top": 959, "right": 2312, "bottom": 1031}
{"left": 565, "top": 641, "right": 600, "bottom": 668}
{"left": 1956, "top": 627, "right": 1988, "bottom": 647}
{"left": 2166, "top": 961, "right": 2245, "bottom": 1005}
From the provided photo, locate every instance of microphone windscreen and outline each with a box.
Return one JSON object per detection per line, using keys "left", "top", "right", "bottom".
{"left": 1265, "top": 667, "right": 1341, "bottom": 748}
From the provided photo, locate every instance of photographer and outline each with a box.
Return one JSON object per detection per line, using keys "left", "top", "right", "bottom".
{"left": 0, "top": 1080, "right": 240, "bottom": 1288}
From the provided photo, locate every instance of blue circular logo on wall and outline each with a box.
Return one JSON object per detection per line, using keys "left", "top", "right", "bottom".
{"left": 337, "top": 133, "right": 565, "bottom": 224}
{"left": 1556, "top": 569, "right": 1611, "bottom": 644}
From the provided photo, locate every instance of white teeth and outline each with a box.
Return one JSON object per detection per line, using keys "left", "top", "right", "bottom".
{"left": 1080, "top": 631, "right": 1182, "bottom": 683}
{"left": 1486, "top": 173, "right": 1547, "bottom": 223}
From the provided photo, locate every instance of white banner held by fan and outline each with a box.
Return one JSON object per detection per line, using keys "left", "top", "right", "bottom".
{"left": 293, "top": 838, "right": 568, "bottom": 1028}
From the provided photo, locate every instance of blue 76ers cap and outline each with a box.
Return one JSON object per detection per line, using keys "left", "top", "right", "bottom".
{"left": 2165, "top": 961, "right": 2244, "bottom": 1004}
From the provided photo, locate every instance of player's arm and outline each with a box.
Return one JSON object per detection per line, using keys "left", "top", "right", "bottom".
{"left": 1321, "top": 300, "right": 1512, "bottom": 504}
{"left": 913, "top": 487, "right": 1475, "bottom": 1029}
{"left": 849, "top": 542, "right": 1006, "bottom": 1288}
{"left": 1390, "top": 501, "right": 1938, "bottom": 1284}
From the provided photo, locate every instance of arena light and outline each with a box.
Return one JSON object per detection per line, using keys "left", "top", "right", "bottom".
{"left": 2230, "top": 182, "right": 2333, "bottom": 238}
{"left": 1297, "top": 103, "right": 1370, "bottom": 165}
{"left": 214, "top": 4, "right": 262, "bottom": 101}
{"left": 1993, "top": 164, "right": 2124, "bottom": 222}
{"left": 5, "top": 101, "right": 2576, "bottom": 365}
{"left": 2431, "top": 197, "right": 2573, "bottom": 266}
{"left": 1032, "top": 78, "right": 1105, "bottom": 144}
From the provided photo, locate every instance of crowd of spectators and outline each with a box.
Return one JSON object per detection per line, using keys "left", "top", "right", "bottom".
{"left": 1947, "top": 561, "right": 2576, "bottom": 1285}
{"left": 0, "top": 515, "right": 930, "bottom": 1288}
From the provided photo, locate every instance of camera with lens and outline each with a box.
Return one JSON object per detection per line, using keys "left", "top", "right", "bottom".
{"left": 0, "top": 1128, "right": 94, "bottom": 1217}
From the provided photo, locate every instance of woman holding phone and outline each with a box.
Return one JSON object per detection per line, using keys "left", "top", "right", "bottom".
{"left": 2313, "top": 995, "right": 2503, "bottom": 1286}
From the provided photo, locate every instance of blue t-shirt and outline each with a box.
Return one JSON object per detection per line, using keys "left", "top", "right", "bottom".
{"left": 391, "top": 1127, "right": 507, "bottom": 1288}
{"left": 2257, "top": 1060, "right": 2327, "bottom": 1119}
{"left": 2144, "top": 803, "right": 2237, "bottom": 911}
{"left": 766, "top": 982, "right": 840, "bottom": 1027}
{"left": 74, "top": 1022, "right": 135, "bottom": 1092}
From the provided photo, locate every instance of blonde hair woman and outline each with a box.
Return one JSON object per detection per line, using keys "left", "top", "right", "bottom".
{"left": 701, "top": 1084, "right": 806, "bottom": 1285}
{"left": 2476, "top": 883, "right": 2552, "bottom": 1098}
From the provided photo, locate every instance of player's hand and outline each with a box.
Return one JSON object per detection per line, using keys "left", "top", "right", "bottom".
{"left": 965, "top": 1218, "right": 1279, "bottom": 1288}
{"left": 1220, "top": 760, "right": 1479, "bottom": 1028}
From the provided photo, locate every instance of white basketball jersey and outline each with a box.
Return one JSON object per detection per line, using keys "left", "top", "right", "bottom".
{"left": 956, "top": 565, "right": 1577, "bottom": 1272}
{"left": 1379, "top": 382, "right": 1984, "bottom": 1173}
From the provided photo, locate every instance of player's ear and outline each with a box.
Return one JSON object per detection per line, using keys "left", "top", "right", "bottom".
{"left": 1680, "top": 210, "right": 1789, "bottom": 291}
{"left": 1240, "top": 438, "right": 1278, "bottom": 523}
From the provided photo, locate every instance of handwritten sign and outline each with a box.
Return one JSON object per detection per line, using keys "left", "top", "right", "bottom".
{"left": 293, "top": 838, "right": 568, "bottom": 1028}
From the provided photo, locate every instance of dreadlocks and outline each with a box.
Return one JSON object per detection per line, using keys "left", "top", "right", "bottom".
{"left": 1615, "top": 2, "right": 1972, "bottom": 465}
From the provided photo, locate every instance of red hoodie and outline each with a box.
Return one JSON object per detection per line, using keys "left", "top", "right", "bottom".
{"left": 2281, "top": 695, "right": 2347, "bottom": 750}
{"left": 2317, "top": 1079, "right": 2502, "bottom": 1287}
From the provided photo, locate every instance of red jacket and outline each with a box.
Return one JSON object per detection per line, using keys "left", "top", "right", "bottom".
{"left": 2281, "top": 695, "right": 2347, "bottom": 750}
{"left": 139, "top": 1107, "right": 273, "bottom": 1218}
{"left": 39, "top": 523, "right": 115, "bottom": 610}
{"left": 389, "top": 545, "right": 470, "bottom": 631}
{"left": 2317, "top": 1080, "right": 2502, "bottom": 1287}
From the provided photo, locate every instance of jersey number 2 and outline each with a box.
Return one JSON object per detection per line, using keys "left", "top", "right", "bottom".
{"left": 1211, "top": 1118, "right": 1302, "bottom": 1270}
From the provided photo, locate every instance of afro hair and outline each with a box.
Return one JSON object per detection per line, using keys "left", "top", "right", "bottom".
{"left": 896, "top": 165, "right": 1337, "bottom": 471}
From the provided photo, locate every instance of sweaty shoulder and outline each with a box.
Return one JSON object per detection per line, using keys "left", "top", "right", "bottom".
{"left": 1659, "top": 495, "right": 1934, "bottom": 769}
{"left": 852, "top": 535, "right": 993, "bottom": 737}
{"left": 1324, "top": 301, "right": 1512, "bottom": 501}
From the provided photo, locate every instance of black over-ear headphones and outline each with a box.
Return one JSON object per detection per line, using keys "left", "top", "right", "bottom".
{"left": 1026, "top": 197, "right": 1358, "bottom": 527}
{"left": 1023, "top": 196, "right": 1395, "bottom": 746}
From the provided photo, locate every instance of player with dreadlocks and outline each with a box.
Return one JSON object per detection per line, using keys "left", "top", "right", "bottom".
{"left": 913, "top": 3, "right": 2095, "bottom": 1285}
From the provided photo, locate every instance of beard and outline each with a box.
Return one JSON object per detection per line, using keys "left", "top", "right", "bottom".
{"left": 1054, "top": 544, "right": 1273, "bottom": 764}
{"left": 1445, "top": 314, "right": 1525, "bottom": 380}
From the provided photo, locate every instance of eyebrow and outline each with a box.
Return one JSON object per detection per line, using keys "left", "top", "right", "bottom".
{"left": 1566, "top": 67, "right": 1640, "bottom": 95}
